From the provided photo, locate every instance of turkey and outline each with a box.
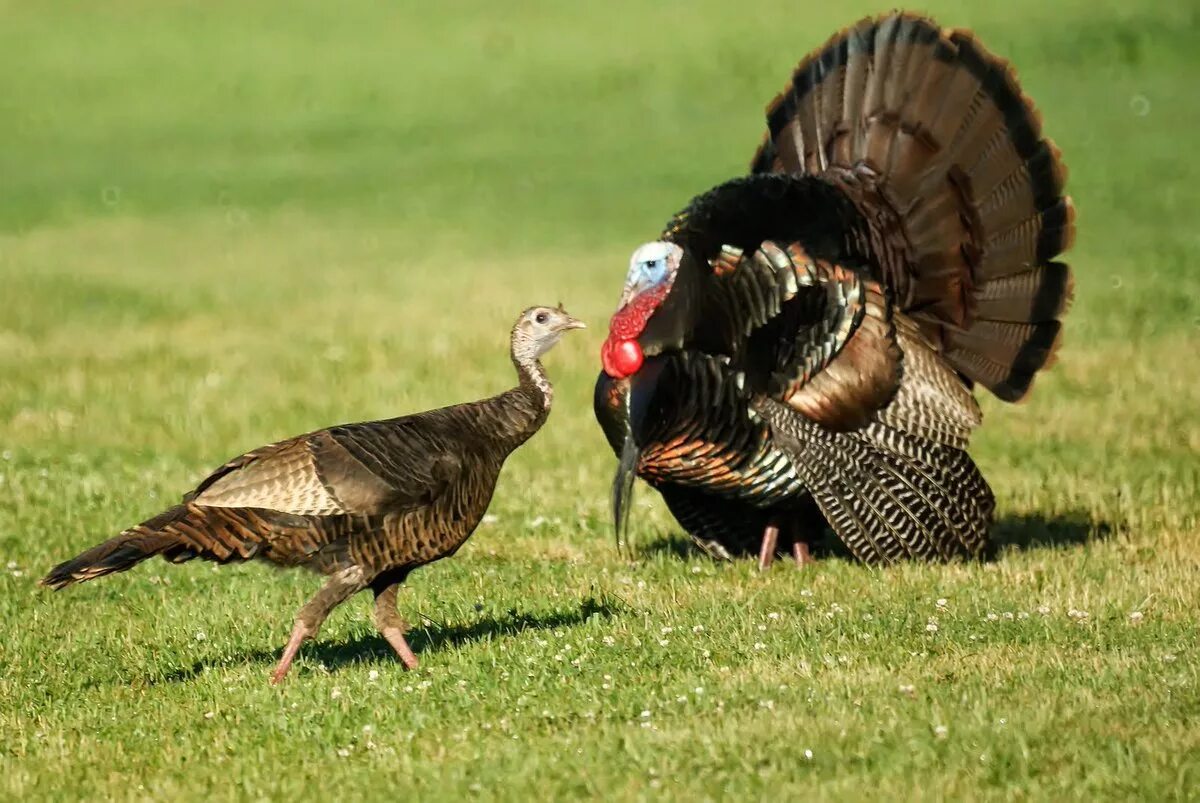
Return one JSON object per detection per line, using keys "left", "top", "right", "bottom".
{"left": 594, "top": 12, "right": 1074, "bottom": 568}
{"left": 42, "top": 304, "right": 585, "bottom": 683}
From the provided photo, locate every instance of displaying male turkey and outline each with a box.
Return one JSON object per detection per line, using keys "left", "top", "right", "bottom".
{"left": 594, "top": 12, "right": 1074, "bottom": 567}
{"left": 43, "top": 304, "right": 585, "bottom": 683}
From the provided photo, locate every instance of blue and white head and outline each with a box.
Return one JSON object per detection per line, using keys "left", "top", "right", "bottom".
{"left": 618, "top": 241, "right": 684, "bottom": 307}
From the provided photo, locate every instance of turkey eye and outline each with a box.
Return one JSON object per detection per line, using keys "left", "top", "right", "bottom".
{"left": 535, "top": 312, "right": 548, "bottom": 324}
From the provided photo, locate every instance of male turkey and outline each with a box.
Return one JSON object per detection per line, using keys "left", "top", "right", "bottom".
{"left": 594, "top": 12, "right": 1074, "bottom": 567}
{"left": 43, "top": 305, "right": 585, "bottom": 683}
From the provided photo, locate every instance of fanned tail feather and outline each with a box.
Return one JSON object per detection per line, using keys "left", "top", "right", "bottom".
{"left": 751, "top": 12, "right": 1075, "bottom": 402}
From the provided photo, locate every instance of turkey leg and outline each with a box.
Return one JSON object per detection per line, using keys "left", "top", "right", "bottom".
{"left": 373, "top": 582, "right": 419, "bottom": 670}
{"left": 792, "top": 540, "right": 814, "bottom": 567}
{"left": 758, "top": 522, "right": 780, "bottom": 571}
{"left": 759, "top": 520, "right": 815, "bottom": 570}
{"left": 271, "top": 566, "right": 366, "bottom": 685}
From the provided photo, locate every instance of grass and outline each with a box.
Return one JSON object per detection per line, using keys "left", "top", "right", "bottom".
{"left": 1, "top": 0, "right": 1198, "bottom": 799}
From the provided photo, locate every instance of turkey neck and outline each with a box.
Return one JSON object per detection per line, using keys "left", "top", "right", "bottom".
{"left": 494, "top": 350, "right": 552, "bottom": 449}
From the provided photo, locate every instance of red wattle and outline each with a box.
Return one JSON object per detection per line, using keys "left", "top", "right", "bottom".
{"left": 602, "top": 337, "right": 644, "bottom": 379}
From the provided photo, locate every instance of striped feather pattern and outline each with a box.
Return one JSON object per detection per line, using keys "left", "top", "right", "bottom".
{"left": 755, "top": 397, "right": 993, "bottom": 562}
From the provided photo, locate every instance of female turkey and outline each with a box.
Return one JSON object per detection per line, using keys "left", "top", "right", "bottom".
{"left": 594, "top": 12, "right": 1074, "bottom": 567}
{"left": 43, "top": 304, "right": 585, "bottom": 683}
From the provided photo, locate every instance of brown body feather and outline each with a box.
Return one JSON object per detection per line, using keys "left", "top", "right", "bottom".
{"left": 43, "top": 394, "right": 540, "bottom": 590}
{"left": 43, "top": 306, "right": 583, "bottom": 680}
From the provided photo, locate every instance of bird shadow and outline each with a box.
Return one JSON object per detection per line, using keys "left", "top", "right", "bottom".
{"left": 635, "top": 511, "right": 1111, "bottom": 563}
{"left": 986, "top": 512, "right": 1112, "bottom": 556}
{"left": 147, "top": 594, "right": 620, "bottom": 685}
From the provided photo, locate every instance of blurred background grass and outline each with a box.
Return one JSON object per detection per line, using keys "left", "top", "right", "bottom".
{"left": 1, "top": 1, "right": 1198, "bottom": 800}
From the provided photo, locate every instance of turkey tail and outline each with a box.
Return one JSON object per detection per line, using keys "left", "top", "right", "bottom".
{"left": 40, "top": 503, "right": 302, "bottom": 590}
{"left": 41, "top": 506, "right": 191, "bottom": 590}
{"left": 751, "top": 12, "right": 1074, "bottom": 402}
{"left": 753, "top": 398, "right": 994, "bottom": 562}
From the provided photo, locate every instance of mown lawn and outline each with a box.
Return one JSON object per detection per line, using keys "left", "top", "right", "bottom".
{"left": 1, "top": 1, "right": 1198, "bottom": 799}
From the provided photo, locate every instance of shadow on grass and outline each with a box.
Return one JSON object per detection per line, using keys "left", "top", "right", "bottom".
{"left": 149, "top": 594, "right": 620, "bottom": 685}
{"left": 635, "top": 512, "right": 1112, "bottom": 563}
{"left": 987, "top": 512, "right": 1113, "bottom": 555}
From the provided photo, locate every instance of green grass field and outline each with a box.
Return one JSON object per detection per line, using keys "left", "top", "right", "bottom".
{"left": 2, "top": 1, "right": 1199, "bottom": 799}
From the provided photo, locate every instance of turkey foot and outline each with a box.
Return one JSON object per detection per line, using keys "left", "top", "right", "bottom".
{"left": 381, "top": 628, "right": 420, "bottom": 670}
{"left": 374, "top": 582, "right": 419, "bottom": 670}
{"left": 758, "top": 522, "right": 780, "bottom": 571}
{"left": 792, "top": 540, "right": 813, "bottom": 568}
{"left": 271, "top": 567, "right": 366, "bottom": 685}
{"left": 271, "top": 621, "right": 312, "bottom": 685}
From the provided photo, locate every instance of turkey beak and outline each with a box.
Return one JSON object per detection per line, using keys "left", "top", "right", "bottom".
{"left": 560, "top": 316, "right": 587, "bottom": 331}
{"left": 613, "top": 432, "right": 639, "bottom": 557}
